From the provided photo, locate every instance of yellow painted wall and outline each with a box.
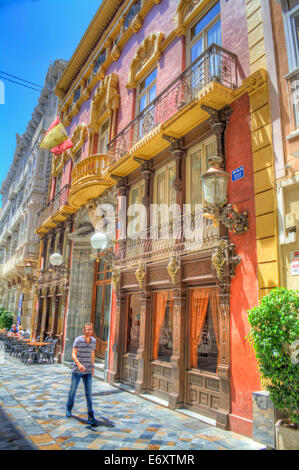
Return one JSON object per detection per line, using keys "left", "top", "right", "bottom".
{"left": 245, "top": 0, "right": 280, "bottom": 299}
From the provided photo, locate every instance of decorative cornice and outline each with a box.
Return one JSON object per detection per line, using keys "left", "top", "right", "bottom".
{"left": 56, "top": 1, "right": 163, "bottom": 115}
{"left": 174, "top": 0, "right": 212, "bottom": 37}
{"left": 127, "top": 31, "right": 164, "bottom": 89}
{"left": 89, "top": 74, "right": 119, "bottom": 134}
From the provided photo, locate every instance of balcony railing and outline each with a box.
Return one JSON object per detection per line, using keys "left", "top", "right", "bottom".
{"left": 107, "top": 44, "right": 237, "bottom": 165}
{"left": 71, "top": 154, "right": 107, "bottom": 187}
{"left": 37, "top": 184, "right": 70, "bottom": 227}
{"left": 115, "top": 211, "right": 219, "bottom": 267}
{"left": 287, "top": 69, "right": 299, "bottom": 131}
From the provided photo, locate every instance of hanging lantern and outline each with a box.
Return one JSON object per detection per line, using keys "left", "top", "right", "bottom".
{"left": 201, "top": 156, "right": 228, "bottom": 210}
{"left": 49, "top": 252, "right": 63, "bottom": 266}
{"left": 90, "top": 231, "right": 108, "bottom": 251}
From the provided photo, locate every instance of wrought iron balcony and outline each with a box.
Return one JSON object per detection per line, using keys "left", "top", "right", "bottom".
{"left": 115, "top": 210, "right": 219, "bottom": 268}
{"left": 107, "top": 44, "right": 237, "bottom": 172}
{"left": 37, "top": 184, "right": 73, "bottom": 230}
{"left": 68, "top": 154, "right": 115, "bottom": 209}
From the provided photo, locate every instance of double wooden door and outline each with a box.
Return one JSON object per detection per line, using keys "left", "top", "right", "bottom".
{"left": 92, "top": 258, "right": 112, "bottom": 358}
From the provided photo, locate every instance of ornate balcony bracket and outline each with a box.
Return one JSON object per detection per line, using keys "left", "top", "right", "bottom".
{"left": 162, "top": 134, "right": 184, "bottom": 153}
{"left": 201, "top": 104, "right": 232, "bottom": 168}
{"left": 132, "top": 156, "right": 153, "bottom": 171}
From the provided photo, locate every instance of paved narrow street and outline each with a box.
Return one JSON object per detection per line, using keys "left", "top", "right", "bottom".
{"left": 0, "top": 357, "right": 265, "bottom": 451}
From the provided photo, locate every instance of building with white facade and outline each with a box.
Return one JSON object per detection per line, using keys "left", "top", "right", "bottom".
{"left": 0, "top": 60, "right": 67, "bottom": 329}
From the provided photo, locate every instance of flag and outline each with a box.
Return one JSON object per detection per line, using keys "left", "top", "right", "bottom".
{"left": 40, "top": 116, "right": 73, "bottom": 155}
{"left": 16, "top": 293, "right": 23, "bottom": 329}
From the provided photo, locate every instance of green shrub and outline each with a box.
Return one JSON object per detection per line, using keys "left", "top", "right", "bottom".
{"left": 0, "top": 310, "right": 14, "bottom": 330}
{"left": 248, "top": 287, "right": 299, "bottom": 424}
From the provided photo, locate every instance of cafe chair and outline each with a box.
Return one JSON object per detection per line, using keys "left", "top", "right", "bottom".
{"left": 41, "top": 339, "right": 58, "bottom": 364}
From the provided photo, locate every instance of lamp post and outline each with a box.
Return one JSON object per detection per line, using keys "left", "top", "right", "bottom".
{"left": 201, "top": 156, "right": 249, "bottom": 234}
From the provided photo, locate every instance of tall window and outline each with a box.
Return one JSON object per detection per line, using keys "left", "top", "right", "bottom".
{"left": 38, "top": 151, "right": 46, "bottom": 177}
{"left": 153, "top": 160, "right": 176, "bottom": 227}
{"left": 283, "top": 1, "right": 299, "bottom": 130}
{"left": 55, "top": 171, "right": 62, "bottom": 197}
{"left": 93, "top": 257, "right": 112, "bottom": 358}
{"left": 282, "top": 0, "right": 299, "bottom": 72}
{"left": 153, "top": 291, "right": 174, "bottom": 363}
{"left": 127, "top": 181, "right": 145, "bottom": 236}
{"left": 126, "top": 293, "right": 141, "bottom": 354}
{"left": 187, "top": 2, "right": 221, "bottom": 65}
{"left": 138, "top": 68, "right": 157, "bottom": 138}
{"left": 186, "top": 136, "right": 217, "bottom": 208}
{"left": 98, "top": 119, "right": 110, "bottom": 155}
{"left": 189, "top": 288, "right": 220, "bottom": 374}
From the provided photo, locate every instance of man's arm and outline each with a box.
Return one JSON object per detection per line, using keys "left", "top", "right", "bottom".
{"left": 72, "top": 347, "right": 86, "bottom": 372}
{"left": 91, "top": 349, "right": 95, "bottom": 376}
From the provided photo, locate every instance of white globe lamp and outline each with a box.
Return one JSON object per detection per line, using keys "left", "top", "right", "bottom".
{"left": 90, "top": 232, "right": 108, "bottom": 251}
{"left": 49, "top": 252, "right": 63, "bottom": 266}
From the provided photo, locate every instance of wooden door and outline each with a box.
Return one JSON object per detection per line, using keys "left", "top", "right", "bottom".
{"left": 185, "top": 287, "right": 223, "bottom": 420}
{"left": 121, "top": 293, "right": 140, "bottom": 386}
{"left": 92, "top": 257, "right": 112, "bottom": 359}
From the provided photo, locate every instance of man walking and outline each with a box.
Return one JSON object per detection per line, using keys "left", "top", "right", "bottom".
{"left": 66, "top": 323, "right": 97, "bottom": 425}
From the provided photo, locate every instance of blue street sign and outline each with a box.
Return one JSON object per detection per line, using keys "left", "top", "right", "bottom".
{"left": 232, "top": 166, "right": 244, "bottom": 182}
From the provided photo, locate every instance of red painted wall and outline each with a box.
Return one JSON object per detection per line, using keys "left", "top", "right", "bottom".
{"left": 225, "top": 93, "right": 261, "bottom": 437}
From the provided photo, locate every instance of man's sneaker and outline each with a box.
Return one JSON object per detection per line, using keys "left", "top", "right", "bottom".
{"left": 88, "top": 416, "right": 97, "bottom": 426}
{"left": 66, "top": 409, "right": 72, "bottom": 418}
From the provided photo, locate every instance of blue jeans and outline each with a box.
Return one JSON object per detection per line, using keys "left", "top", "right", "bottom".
{"left": 66, "top": 372, "right": 94, "bottom": 418}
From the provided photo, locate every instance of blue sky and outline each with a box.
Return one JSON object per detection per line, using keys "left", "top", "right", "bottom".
{"left": 0, "top": 0, "right": 102, "bottom": 205}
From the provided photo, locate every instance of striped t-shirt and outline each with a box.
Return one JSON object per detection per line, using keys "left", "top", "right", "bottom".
{"left": 72, "top": 335, "right": 96, "bottom": 374}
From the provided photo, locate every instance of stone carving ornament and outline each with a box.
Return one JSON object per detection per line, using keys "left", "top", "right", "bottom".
{"left": 135, "top": 263, "right": 146, "bottom": 288}
{"left": 167, "top": 255, "right": 180, "bottom": 285}
{"left": 127, "top": 32, "right": 164, "bottom": 89}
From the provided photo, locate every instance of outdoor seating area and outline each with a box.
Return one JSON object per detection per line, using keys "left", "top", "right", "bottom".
{"left": 0, "top": 333, "right": 57, "bottom": 365}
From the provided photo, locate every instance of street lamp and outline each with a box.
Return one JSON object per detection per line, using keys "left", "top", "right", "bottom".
{"left": 90, "top": 231, "right": 116, "bottom": 269}
{"left": 90, "top": 232, "right": 108, "bottom": 251}
{"left": 201, "top": 156, "right": 249, "bottom": 234}
{"left": 49, "top": 252, "right": 64, "bottom": 266}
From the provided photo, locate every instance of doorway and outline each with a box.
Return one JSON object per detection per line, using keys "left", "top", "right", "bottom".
{"left": 92, "top": 257, "right": 112, "bottom": 358}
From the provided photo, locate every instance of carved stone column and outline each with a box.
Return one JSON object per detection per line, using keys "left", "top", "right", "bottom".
{"left": 169, "top": 279, "right": 186, "bottom": 409}
{"left": 52, "top": 294, "right": 60, "bottom": 338}
{"left": 216, "top": 287, "right": 231, "bottom": 430}
{"left": 113, "top": 176, "right": 129, "bottom": 259}
{"left": 109, "top": 287, "right": 125, "bottom": 384}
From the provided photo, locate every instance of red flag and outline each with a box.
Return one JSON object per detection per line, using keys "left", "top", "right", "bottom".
{"left": 40, "top": 116, "right": 73, "bottom": 155}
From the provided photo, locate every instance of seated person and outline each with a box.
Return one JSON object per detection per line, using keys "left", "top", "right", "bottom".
{"left": 10, "top": 324, "right": 19, "bottom": 335}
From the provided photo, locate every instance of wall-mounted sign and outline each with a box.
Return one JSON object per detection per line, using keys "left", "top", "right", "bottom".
{"left": 232, "top": 166, "right": 244, "bottom": 182}
{"left": 291, "top": 250, "right": 299, "bottom": 276}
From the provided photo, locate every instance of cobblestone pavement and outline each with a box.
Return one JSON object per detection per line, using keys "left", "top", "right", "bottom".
{"left": 0, "top": 357, "right": 265, "bottom": 451}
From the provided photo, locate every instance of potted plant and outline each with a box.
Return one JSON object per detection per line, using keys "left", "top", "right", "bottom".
{"left": 248, "top": 287, "right": 299, "bottom": 450}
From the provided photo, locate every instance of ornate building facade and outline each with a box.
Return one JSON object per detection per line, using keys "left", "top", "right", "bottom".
{"left": 0, "top": 60, "right": 67, "bottom": 330}
{"left": 34, "top": 0, "right": 284, "bottom": 437}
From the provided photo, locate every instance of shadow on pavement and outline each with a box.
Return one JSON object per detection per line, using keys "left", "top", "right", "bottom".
{"left": 92, "top": 389, "right": 124, "bottom": 397}
{"left": 0, "top": 407, "right": 35, "bottom": 450}
{"left": 72, "top": 415, "right": 115, "bottom": 429}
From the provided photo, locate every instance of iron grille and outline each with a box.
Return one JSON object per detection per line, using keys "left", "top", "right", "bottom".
{"left": 107, "top": 44, "right": 237, "bottom": 165}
